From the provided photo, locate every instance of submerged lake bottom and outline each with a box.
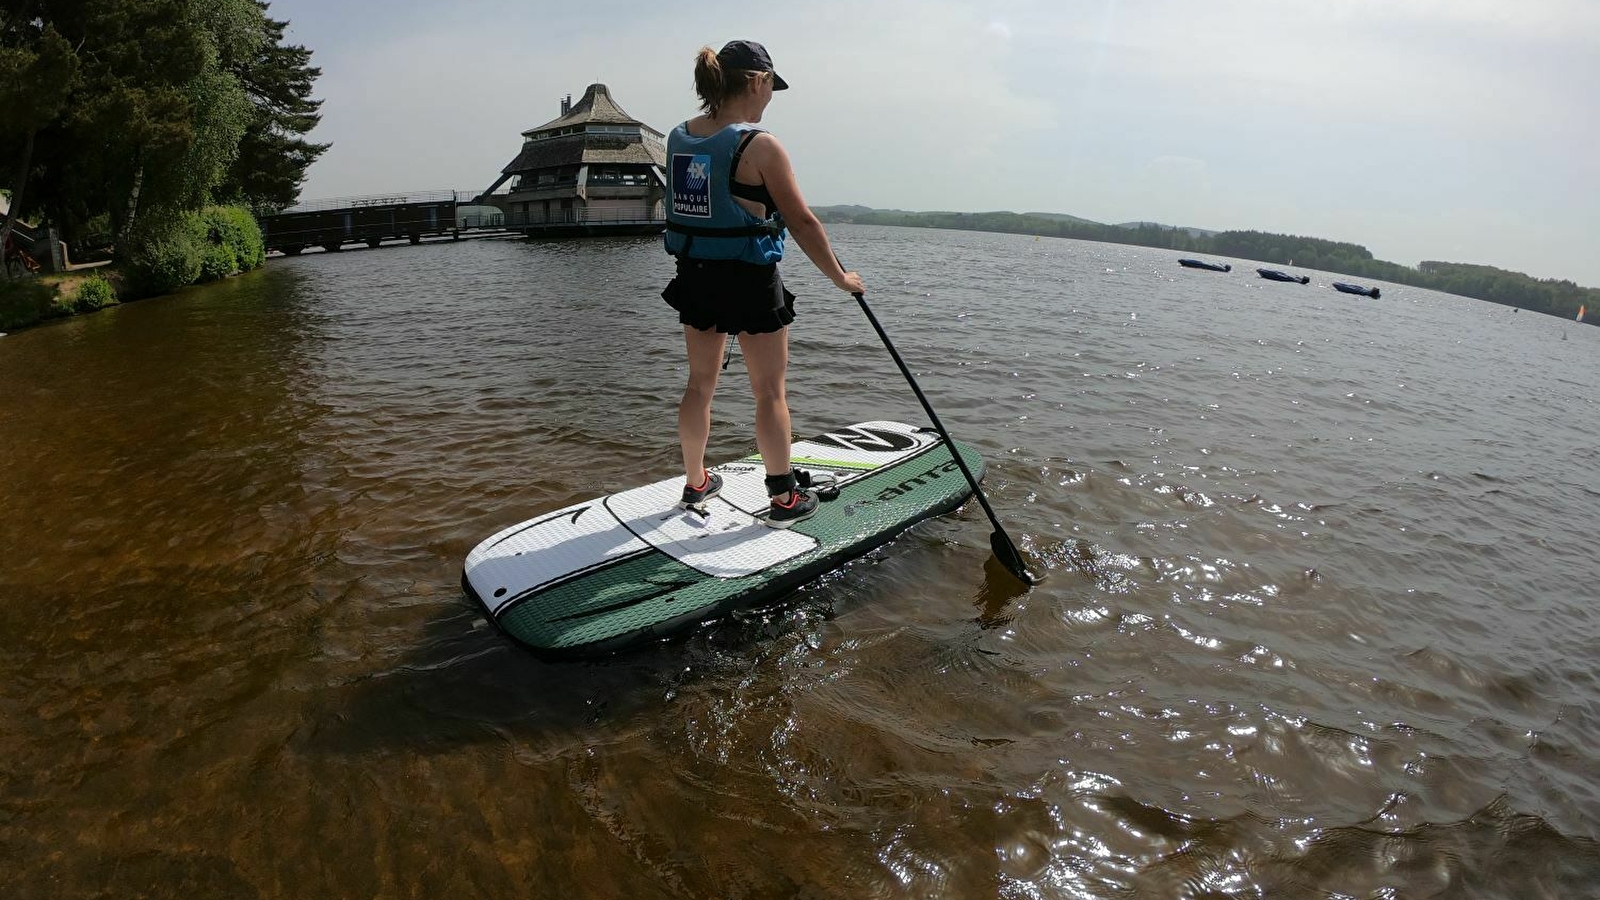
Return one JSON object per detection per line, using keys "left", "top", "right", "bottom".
{"left": 1, "top": 226, "right": 1597, "bottom": 897}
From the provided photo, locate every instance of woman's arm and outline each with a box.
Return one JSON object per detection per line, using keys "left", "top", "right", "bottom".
{"left": 750, "top": 134, "right": 865, "bottom": 294}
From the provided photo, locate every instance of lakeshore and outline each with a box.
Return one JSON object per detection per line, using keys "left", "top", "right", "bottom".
{"left": 814, "top": 205, "right": 1599, "bottom": 324}
{"left": 10, "top": 205, "right": 1594, "bottom": 336}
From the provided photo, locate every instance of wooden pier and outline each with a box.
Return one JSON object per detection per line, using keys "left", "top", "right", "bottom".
{"left": 258, "top": 188, "right": 663, "bottom": 255}
{"left": 259, "top": 190, "right": 467, "bottom": 255}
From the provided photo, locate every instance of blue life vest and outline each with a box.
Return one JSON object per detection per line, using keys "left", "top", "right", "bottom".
{"left": 664, "top": 122, "right": 785, "bottom": 264}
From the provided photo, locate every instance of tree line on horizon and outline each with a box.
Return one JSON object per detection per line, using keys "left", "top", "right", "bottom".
{"left": 0, "top": 0, "right": 326, "bottom": 269}
{"left": 812, "top": 207, "right": 1596, "bottom": 324}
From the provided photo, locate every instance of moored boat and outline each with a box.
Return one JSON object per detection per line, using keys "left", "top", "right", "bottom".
{"left": 1257, "top": 268, "right": 1310, "bottom": 284}
{"left": 1332, "top": 282, "right": 1381, "bottom": 298}
{"left": 1179, "top": 258, "right": 1231, "bottom": 272}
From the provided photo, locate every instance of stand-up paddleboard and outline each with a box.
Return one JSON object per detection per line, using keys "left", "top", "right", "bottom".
{"left": 462, "top": 420, "right": 983, "bottom": 657}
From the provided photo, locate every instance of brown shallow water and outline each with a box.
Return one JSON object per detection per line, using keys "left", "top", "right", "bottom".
{"left": 2, "top": 225, "right": 1598, "bottom": 898}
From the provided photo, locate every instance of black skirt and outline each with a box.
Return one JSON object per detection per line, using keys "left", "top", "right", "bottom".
{"left": 662, "top": 257, "right": 796, "bottom": 335}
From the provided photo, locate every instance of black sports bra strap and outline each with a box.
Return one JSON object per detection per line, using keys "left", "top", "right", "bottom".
{"left": 728, "top": 130, "right": 760, "bottom": 186}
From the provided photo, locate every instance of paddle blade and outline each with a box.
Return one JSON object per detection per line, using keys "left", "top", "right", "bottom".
{"left": 974, "top": 554, "right": 1032, "bottom": 628}
{"left": 989, "top": 530, "right": 1041, "bottom": 586}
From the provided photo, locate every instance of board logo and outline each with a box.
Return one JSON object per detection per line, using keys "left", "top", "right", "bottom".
{"left": 812, "top": 426, "right": 918, "bottom": 453}
{"left": 875, "top": 459, "right": 963, "bottom": 502}
{"left": 671, "top": 153, "right": 712, "bottom": 217}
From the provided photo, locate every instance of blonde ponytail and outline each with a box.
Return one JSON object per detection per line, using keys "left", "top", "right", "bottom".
{"left": 693, "top": 47, "right": 726, "bottom": 115}
{"left": 693, "top": 46, "right": 768, "bottom": 116}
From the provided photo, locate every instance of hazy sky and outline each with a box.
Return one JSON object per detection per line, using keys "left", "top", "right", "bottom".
{"left": 268, "top": 0, "right": 1599, "bottom": 285}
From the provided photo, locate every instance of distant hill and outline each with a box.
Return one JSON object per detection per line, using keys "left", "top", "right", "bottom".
{"left": 811, "top": 204, "right": 916, "bottom": 217}
{"left": 1115, "top": 220, "right": 1218, "bottom": 238}
{"left": 816, "top": 205, "right": 1103, "bottom": 225}
{"left": 814, "top": 204, "right": 1210, "bottom": 235}
{"left": 808, "top": 204, "right": 1597, "bottom": 323}
{"left": 1024, "top": 211, "right": 1103, "bottom": 226}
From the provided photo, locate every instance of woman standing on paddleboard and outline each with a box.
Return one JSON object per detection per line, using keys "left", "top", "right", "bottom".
{"left": 663, "top": 40, "right": 864, "bottom": 527}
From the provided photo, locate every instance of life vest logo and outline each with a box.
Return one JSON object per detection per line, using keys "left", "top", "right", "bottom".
{"left": 812, "top": 426, "right": 919, "bottom": 453}
{"left": 671, "top": 153, "right": 712, "bottom": 218}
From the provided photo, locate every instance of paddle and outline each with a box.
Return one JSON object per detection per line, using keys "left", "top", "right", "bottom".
{"left": 845, "top": 284, "right": 1040, "bottom": 586}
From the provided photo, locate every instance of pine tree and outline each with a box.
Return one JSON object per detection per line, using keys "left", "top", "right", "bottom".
{"left": 218, "top": 2, "right": 329, "bottom": 212}
{"left": 0, "top": 0, "right": 326, "bottom": 250}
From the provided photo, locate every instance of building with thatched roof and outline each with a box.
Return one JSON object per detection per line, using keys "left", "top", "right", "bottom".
{"left": 481, "top": 83, "right": 667, "bottom": 235}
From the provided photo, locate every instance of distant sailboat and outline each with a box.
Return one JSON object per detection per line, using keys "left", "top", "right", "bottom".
{"left": 1579, "top": 304, "right": 1586, "bottom": 322}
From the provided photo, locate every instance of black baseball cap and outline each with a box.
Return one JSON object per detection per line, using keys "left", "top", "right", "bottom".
{"left": 718, "top": 40, "right": 789, "bottom": 90}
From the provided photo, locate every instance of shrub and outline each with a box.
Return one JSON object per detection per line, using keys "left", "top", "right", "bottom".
{"left": 200, "top": 205, "right": 265, "bottom": 275}
{"left": 199, "top": 240, "right": 238, "bottom": 282}
{"left": 224, "top": 206, "right": 265, "bottom": 271}
{"left": 187, "top": 205, "right": 266, "bottom": 283}
{"left": 74, "top": 273, "right": 117, "bottom": 312}
{"left": 122, "top": 205, "right": 265, "bottom": 296}
{"left": 124, "top": 212, "right": 205, "bottom": 297}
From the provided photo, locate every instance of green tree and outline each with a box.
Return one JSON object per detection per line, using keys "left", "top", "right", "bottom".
{"left": 86, "top": 0, "right": 260, "bottom": 239}
{"left": 217, "top": 3, "right": 329, "bottom": 212}
{"left": 1, "top": 0, "right": 323, "bottom": 254}
{"left": 27, "top": 0, "right": 213, "bottom": 242}
{"left": 0, "top": 21, "right": 77, "bottom": 272}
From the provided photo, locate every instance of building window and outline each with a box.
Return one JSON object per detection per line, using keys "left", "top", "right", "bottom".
{"left": 524, "top": 125, "right": 590, "bottom": 143}
{"left": 586, "top": 169, "right": 651, "bottom": 187}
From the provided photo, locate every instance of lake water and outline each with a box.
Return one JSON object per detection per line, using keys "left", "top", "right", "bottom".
{"left": 2, "top": 225, "right": 1596, "bottom": 897}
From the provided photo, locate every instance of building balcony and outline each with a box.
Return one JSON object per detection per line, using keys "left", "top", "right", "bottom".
{"left": 503, "top": 205, "right": 664, "bottom": 235}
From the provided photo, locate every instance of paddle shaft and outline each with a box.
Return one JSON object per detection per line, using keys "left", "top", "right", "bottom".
{"left": 849, "top": 291, "right": 1017, "bottom": 553}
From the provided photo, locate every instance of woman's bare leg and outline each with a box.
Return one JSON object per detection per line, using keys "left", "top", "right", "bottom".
{"left": 679, "top": 326, "right": 727, "bottom": 484}
{"left": 737, "top": 328, "right": 795, "bottom": 498}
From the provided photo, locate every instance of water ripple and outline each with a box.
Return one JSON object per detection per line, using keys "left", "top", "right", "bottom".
{"left": 1, "top": 228, "right": 1597, "bottom": 896}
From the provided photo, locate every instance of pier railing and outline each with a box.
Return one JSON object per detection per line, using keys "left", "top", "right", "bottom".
{"left": 275, "top": 189, "right": 505, "bottom": 214}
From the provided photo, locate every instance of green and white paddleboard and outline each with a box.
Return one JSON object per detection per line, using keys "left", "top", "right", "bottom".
{"left": 462, "top": 420, "right": 984, "bottom": 657}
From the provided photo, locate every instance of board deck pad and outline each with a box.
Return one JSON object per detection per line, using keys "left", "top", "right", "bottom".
{"left": 462, "top": 421, "right": 984, "bottom": 657}
{"left": 604, "top": 481, "right": 817, "bottom": 577}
